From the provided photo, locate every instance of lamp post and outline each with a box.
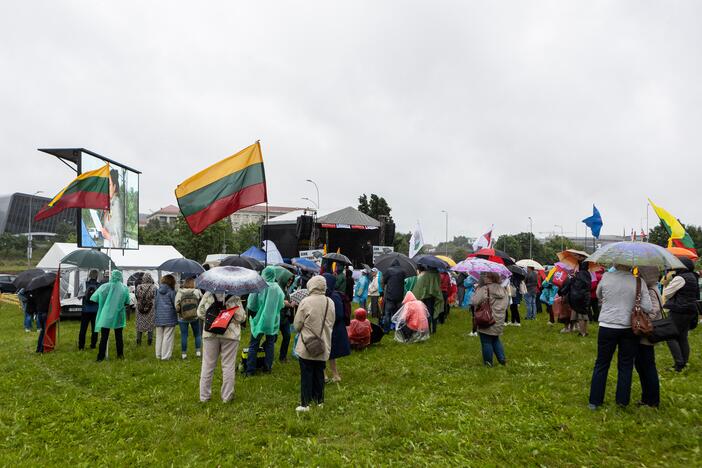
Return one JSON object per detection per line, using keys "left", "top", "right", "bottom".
{"left": 306, "top": 179, "right": 320, "bottom": 211}
{"left": 528, "top": 217, "right": 533, "bottom": 259}
{"left": 441, "top": 210, "right": 448, "bottom": 256}
{"left": 301, "top": 197, "right": 319, "bottom": 209}
{"left": 27, "top": 190, "right": 43, "bottom": 267}
{"left": 554, "top": 224, "right": 564, "bottom": 251}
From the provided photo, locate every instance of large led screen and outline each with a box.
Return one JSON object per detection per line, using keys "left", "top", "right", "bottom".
{"left": 78, "top": 153, "right": 139, "bottom": 249}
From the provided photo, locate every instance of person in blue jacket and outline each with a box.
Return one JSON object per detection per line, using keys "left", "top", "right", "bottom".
{"left": 353, "top": 270, "right": 370, "bottom": 309}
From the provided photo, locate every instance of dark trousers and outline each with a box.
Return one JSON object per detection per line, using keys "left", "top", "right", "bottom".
{"left": 370, "top": 296, "right": 380, "bottom": 319}
{"left": 589, "top": 326, "right": 638, "bottom": 406}
{"left": 536, "top": 295, "right": 543, "bottom": 314}
{"left": 299, "top": 357, "right": 326, "bottom": 406}
{"left": 36, "top": 312, "right": 47, "bottom": 353}
{"left": 382, "top": 297, "right": 401, "bottom": 333}
{"left": 97, "top": 327, "right": 124, "bottom": 361}
{"left": 136, "top": 331, "right": 153, "bottom": 345}
{"left": 422, "top": 297, "right": 437, "bottom": 334}
{"left": 438, "top": 292, "right": 450, "bottom": 324}
{"left": 246, "top": 333, "right": 276, "bottom": 374}
{"left": 78, "top": 312, "right": 98, "bottom": 350}
{"left": 667, "top": 313, "right": 693, "bottom": 370}
{"left": 509, "top": 303, "right": 521, "bottom": 324}
{"left": 547, "top": 304, "right": 554, "bottom": 323}
{"left": 279, "top": 315, "right": 291, "bottom": 361}
{"left": 457, "top": 286, "right": 466, "bottom": 306}
{"left": 635, "top": 344, "right": 660, "bottom": 407}
{"left": 470, "top": 306, "right": 477, "bottom": 333}
{"left": 589, "top": 298, "right": 600, "bottom": 322}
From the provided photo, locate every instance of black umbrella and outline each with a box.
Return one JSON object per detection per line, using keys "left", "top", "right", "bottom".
{"left": 61, "top": 249, "right": 115, "bottom": 270}
{"left": 158, "top": 258, "right": 205, "bottom": 275}
{"left": 371, "top": 322, "right": 384, "bottom": 344}
{"left": 323, "top": 253, "right": 352, "bottom": 265}
{"left": 26, "top": 272, "right": 57, "bottom": 292}
{"left": 276, "top": 263, "right": 297, "bottom": 273}
{"left": 127, "top": 272, "right": 145, "bottom": 287}
{"left": 415, "top": 255, "right": 449, "bottom": 271}
{"left": 13, "top": 269, "right": 45, "bottom": 290}
{"left": 374, "top": 253, "right": 417, "bottom": 277}
{"left": 507, "top": 265, "right": 527, "bottom": 279}
{"left": 220, "top": 255, "right": 260, "bottom": 270}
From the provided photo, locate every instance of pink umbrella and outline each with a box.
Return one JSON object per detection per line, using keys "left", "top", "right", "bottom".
{"left": 452, "top": 258, "right": 512, "bottom": 281}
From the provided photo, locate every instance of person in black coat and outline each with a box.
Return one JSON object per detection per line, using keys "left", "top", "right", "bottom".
{"left": 664, "top": 257, "right": 700, "bottom": 372}
{"left": 562, "top": 261, "right": 592, "bottom": 337}
{"left": 323, "top": 273, "right": 350, "bottom": 383}
{"left": 27, "top": 285, "right": 53, "bottom": 353}
{"left": 381, "top": 260, "right": 407, "bottom": 333}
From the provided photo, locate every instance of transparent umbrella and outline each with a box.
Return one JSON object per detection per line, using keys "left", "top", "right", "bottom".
{"left": 586, "top": 242, "right": 685, "bottom": 269}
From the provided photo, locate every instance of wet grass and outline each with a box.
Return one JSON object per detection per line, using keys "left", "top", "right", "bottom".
{"left": 0, "top": 301, "right": 700, "bottom": 466}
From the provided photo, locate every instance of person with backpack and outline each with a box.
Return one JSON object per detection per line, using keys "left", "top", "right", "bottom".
{"left": 175, "top": 277, "right": 203, "bottom": 360}
{"left": 663, "top": 257, "right": 700, "bottom": 372}
{"left": 78, "top": 270, "right": 101, "bottom": 350}
{"left": 561, "top": 262, "right": 593, "bottom": 337}
{"left": 197, "top": 291, "right": 247, "bottom": 402}
{"left": 135, "top": 272, "right": 157, "bottom": 346}
{"left": 154, "top": 274, "right": 178, "bottom": 360}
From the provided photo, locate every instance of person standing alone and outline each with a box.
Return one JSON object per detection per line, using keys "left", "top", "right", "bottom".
{"left": 524, "top": 267, "right": 539, "bottom": 320}
{"left": 78, "top": 270, "right": 101, "bottom": 350}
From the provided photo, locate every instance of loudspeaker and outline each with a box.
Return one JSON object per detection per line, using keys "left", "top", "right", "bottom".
{"left": 296, "top": 215, "right": 314, "bottom": 239}
{"left": 384, "top": 221, "right": 396, "bottom": 245}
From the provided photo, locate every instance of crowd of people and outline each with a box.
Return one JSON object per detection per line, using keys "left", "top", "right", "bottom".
{"left": 14, "top": 249, "right": 701, "bottom": 412}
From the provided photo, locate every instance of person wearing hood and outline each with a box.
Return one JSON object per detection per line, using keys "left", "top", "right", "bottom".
{"left": 175, "top": 277, "right": 203, "bottom": 360}
{"left": 392, "top": 291, "right": 430, "bottom": 343}
{"left": 197, "top": 291, "right": 247, "bottom": 402}
{"left": 347, "top": 308, "right": 372, "bottom": 349}
{"left": 353, "top": 270, "right": 370, "bottom": 309}
{"left": 562, "top": 261, "right": 594, "bottom": 337}
{"left": 154, "top": 274, "right": 178, "bottom": 360}
{"left": 91, "top": 270, "right": 130, "bottom": 361}
{"left": 135, "top": 272, "right": 157, "bottom": 346}
{"left": 381, "top": 259, "right": 407, "bottom": 333}
{"left": 245, "top": 266, "right": 285, "bottom": 376}
{"left": 412, "top": 265, "right": 444, "bottom": 334}
{"left": 663, "top": 257, "right": 700, "bottom": 372}
{"left": 635, "top": 266, "right": 663, "bottom": 407}
{"left": 293, "top": 275, "right": 335, "bottom": 412}
{"left": 78, "top": 269, "right": 101, "bottom": 350}
{"left": 471, "top": 272, "right": 509, "bottom": 366}
{"left": 324, "top": 273, "right": 351, "bottom": 383}
{"left": 273, "top": 266, "right": 295, "bottom": 363}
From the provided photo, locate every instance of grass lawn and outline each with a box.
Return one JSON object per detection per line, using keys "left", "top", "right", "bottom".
{"left": 1, "top": 301, "right": 701, "bottom": 467}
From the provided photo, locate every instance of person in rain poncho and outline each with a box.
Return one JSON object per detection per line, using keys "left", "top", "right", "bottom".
{"left": 324, "top": 273, "right": 351, "bottom": 383}
{"left": 273, "top": 266, "right": 295, "bottom": 363}
{"left": 404, "top": 275, "right": 417, "bottom": 296}
{"left": 91, "top": 270, "right": 130, "bottom": 361}
{"left": 412, "top": 265, "right": 444, "bottom": 334}
{"left": 245, "top": 266, "right": 285, "bottom": 376}
{"left": 347, "top": 308, "right": 372, "bottom": 349}
{"left": 353, "top": 270, "right": 370, "bottom": 309}
{"left": 392, "top": 291, "right": 430, "bottom": 344}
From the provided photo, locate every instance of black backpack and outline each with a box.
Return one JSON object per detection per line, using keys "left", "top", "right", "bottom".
{"left": 83, "top": 282, "right": 98, "bottom": 307}
{"left": 204, "top": 299, "right": 226, "bottom": 335}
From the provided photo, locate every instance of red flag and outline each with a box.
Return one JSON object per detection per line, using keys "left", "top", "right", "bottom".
{"left": 42, "top": 269, "right": 61, "bottom": 353}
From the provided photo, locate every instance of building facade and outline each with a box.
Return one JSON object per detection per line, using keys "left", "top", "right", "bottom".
{"left": 0, "top": 193, "right": 77, "bottom": 236}
{"left": 229, "top": 204, "right": 305, "bottom": 230}
{"left": 145, "top": 204, "right": 180, "bottom": 225}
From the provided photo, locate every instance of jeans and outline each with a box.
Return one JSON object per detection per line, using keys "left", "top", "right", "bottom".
{"left": 667, "top": 312, "right": 694, "bottom": 370}
{"left": 588, "top": 326, "right": 638, "bottom": 407}
{"left": 97, "top": 327, "right": 124, "bottom": 361}
{"left": 382, "top": 297, "right": 401, "bottom": 333}
{"left": 246, "top": 333, "right": 277, "bottom": 374}
{"left": 179, "top": 320, "right": 202, "bottom": 354}
{"left": 635, "top": 344, "right": 660, "bottom": 407}
{"left": 478, "top": 333, "right": 505, "bottom": 365}
{"left": 24, "top": 308, "right": 35, "bottom": 331}
{"left": 78, "top": 312, "right": 98, "bottom": 349}
{"left": 524, "top": 293, "right": 537, "bottom": 319}
{"left": 299, "top": 357, "right": 326, "bottom": 406}
{"left": 36, "top": 312, "right": 47, "bottom": 353}
{"left": 422, "top": 297, "right": 437, "bottom": 334}
{"left": 279, "top": 315, "right": 291, "bottom": 361}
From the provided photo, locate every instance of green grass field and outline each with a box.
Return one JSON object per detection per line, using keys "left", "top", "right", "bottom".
{"left": 1, "top": 301, "right": 701, "bottom": 466}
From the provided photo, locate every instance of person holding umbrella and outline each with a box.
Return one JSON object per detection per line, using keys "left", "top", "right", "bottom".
{"left": 77, "top": 270, "right": 101, "bottom": 350}
{"left": 26, "top": 276, "right": 55, "bottom": 353}
{"left": 412, "top": 265, "right": 443, "bottom": 334}
{"left": 245, "top": 266, "right": 285, "bottom": 376}
{"left": 273, "top": 266, "right": 295, "bottom": 363}
{"left": 323, "top": 273, "right": 350, "bottom": 383}
{"left": 381, "top": 260, "right": 407, "bottom": 333}
{"left": 663, "top": 257, "right": 700, "bottom": 372}
{"left": 471, "top": 272, "right": 509, "bottom": 366}
{"left": 91, "top": 270, "right": 130, "bottom": 361}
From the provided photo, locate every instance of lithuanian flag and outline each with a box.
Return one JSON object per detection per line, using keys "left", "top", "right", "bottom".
{"left": 648, "top": 198, "right": 696, "bottom": 251}
{"left": 35, "top": 164, "right": 110, "bottom": 222}
{"left": 175, "top": 142, "right": 267, "bottom": 234}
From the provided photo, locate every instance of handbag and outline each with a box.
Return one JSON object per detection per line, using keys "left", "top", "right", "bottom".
{"left": 300, "top": 299, "right": 329, "bottom": 357}
{"left": 206, "top": 305, "right": 240, "bottom": 335}
{"left": 553, "top": 295, "right": 572, "bottom": 321}
{"left": 474, "top": 287, "right": 496, "bottom": 328}
{"left": 649, "top": 292, "right": 679, "bottom": 343}
{"left": 631, "top": 277, "right": 653, "bottom": 336}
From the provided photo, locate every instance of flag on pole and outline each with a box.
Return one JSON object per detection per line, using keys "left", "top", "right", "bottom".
{"left": 42, "top": 270, "right": 62, "bottom": 353}
{"left": 35, "top": 164, "right": 110, "bottom": 221}
{"left": 409, "top": 221, "right": 425, "bottom": 258}
{"left": 175, "top": 142, "right": 267, "bottom": 234}
{"left": 648, "top": 198, "right": 696, "bottom": 251}
{"left": 582, "top": 205, "right": 603, "bottom": 239}
{"left": 472, "top": 227, "right": 493, "bottom": 252}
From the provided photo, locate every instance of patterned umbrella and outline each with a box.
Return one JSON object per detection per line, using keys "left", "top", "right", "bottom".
{"left": 452, "top": 258, "right": 512, "bottom": 281}
{"left": 290, "top": 288, "right": 310, "bottom": 305}
{"left": 586, "top": 242, "right": 685, "bottom": 269}
{"left": 195, "top": 266, "right": 268, "bottom": 295}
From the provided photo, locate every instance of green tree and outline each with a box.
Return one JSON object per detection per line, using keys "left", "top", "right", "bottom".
{"left": 357, "top": 194, "right": 370, "bottom": 215}
{"left": 393, "top": 231, "right": 411, "bottom": 255}
{"left": 357, "top": 193, "right": 392, "bottom": 221}
{"left": 54, "top": 222, "right": 77, "bottom": 243}
{"left": 649, "top": 221, "right": 702, "bottom": 256}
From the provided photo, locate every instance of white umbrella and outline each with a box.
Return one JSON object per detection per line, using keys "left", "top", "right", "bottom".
{"left": 516, "top": 259, "right": 545, "bottom": 271}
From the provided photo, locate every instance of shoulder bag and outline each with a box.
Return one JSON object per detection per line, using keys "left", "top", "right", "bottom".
{"left": 649, "top": 294, "right": 679, "bottom": 343}
{"left": 631, "top": 277, "right": 653, "bottom": 336}
{"left": 474, "top": 287, "right": 496, "bottom": 328}
{"left": 300, "top": 299, "right": 329, "bottom": 357}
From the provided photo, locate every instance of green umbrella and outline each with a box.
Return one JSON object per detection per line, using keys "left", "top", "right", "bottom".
{"left": 61, "top": 249, "right": 115, "bottom": 270}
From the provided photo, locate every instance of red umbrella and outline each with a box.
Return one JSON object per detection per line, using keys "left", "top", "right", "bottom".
{"left": 467, "top": 248, "right": 515, "bottom": 266}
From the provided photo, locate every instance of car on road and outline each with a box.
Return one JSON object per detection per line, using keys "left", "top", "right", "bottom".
{"left": 0, "top": 274, "right": 17, "bottom": 293}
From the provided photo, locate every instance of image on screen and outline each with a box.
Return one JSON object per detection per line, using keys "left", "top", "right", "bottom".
{"left": 78, "top": 152, "right": 139, "bottom": 249}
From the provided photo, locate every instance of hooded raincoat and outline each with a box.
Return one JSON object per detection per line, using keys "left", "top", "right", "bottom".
{"left": 247, "top": 266, "right": 285, "bottom": 337}
{"left": 346, "top": 308, "right": 372, "bottom": 348}
{"left": 392, "top": 291, "right": 430, "bottom": 343}
{"left": 135, "top": 272, "right": 156, "bottom": 332}
{"left": 412, "top": 270, "right": 444, "bottom": 312}
{"left": 324, "top": 273, "right": 351, "bottom": 359}
{"left": 353, "top": 273, "right": 370, "bottom": 304}
{"left": 91, "top": 270, "right": 130, "bottom": 331}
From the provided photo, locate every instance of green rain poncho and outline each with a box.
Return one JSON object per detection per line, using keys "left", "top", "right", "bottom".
{"left": 91, "top": 270, "right": 130, "bottom": 331}
{"left": 247, "top": 266, "right": 285, "bottom": 336}
{"left": 412, "top": 270, "right": 444, "bottom": 312}
{"left": 273, "top": 266, "right": 294, "bottom": 296}
{"left": 404, "top": 276, "right": 417, "bottom": 295}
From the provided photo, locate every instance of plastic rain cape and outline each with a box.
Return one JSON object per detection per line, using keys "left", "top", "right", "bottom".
{"left": 391, "top": 291, "right": 431, "bottom": 344}
{"left": 92, "top": 270, "right": 129, "bottom": 331}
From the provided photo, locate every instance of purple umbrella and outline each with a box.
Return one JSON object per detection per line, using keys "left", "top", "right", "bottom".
{"left": 195, "top": 266, "right": 268, "bottom": 295}
{"left": 452, "top": 258, "right": 512, "bottom": 281}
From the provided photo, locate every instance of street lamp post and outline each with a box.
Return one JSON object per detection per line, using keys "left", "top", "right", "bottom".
{"left": 306, "top": 179, "right": 320, "bottom": 211}
{"left": 441, "top": 210, "right": 449, "bottom": 256}
{"left": 301, "top": 197, "right": 319, "bottom": 209}
{"left": 528, "top": 217, "right": 533, "bottom": 259}
{"left": 554, "top": 224, "right": 564, "bottom": 251}
{"left": 27, "top": 190, "right": 43, "bottom": 267}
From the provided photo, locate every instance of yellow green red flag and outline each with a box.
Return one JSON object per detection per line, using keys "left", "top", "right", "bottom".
{"left": 35, "top": 164, "right": 110, "bottom": 222}
{"left": 648, "top": 198, "right": 695, "bottom": 251}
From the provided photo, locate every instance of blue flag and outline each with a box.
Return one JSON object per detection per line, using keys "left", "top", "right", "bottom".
{"left": 582, "top": 205, "right": 603, "bottom": 239}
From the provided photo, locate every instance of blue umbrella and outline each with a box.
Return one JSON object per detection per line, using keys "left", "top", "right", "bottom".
{"left": 159, "top": 258, "right": 205, "bottom": 275}
{"left": 242, "top": 246, "right": 267, "bottom": 262}
{"left": 196, "top": 266, "right": 268, "bottom": 295}
{"left": 292, "top": 257, "right": 320, "bottom": 274}
{"left": 415, "top": 254, "right": 449, "bottom": 271}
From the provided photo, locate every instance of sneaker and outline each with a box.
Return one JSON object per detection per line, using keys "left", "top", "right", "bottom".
{"left": 25, "top": 329, "right": 31, "bottom": 333}
{"left": 296, "top": 405, "right": 310, "bottom": 413}
{"left": 560, "top": 328, "right": 571, "bottom": 334}
{"left": 181, "top": 353, "right": 187, "bottom": 360}
{"left": 547, "top": 322, "right": 554, "bottom": 326}
{"left": 195, "top": 350, "right": 202, "bottom": 358}
{"left": 316, "top": 403, "right": 324, "bottom": 409}
{"left": 514, "top": 323, "right": 521, "bottom": 327}
{"left": 588, "top": 404, "right": 598, "bottom": 411}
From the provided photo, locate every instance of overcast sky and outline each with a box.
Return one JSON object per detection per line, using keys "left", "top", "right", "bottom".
{"left": 1, "top": 1, "right": 701, "bottom": 244}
